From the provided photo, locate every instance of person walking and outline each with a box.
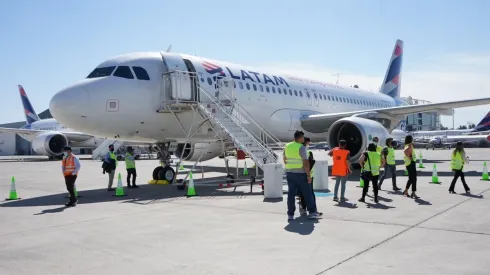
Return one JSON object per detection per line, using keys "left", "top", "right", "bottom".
{"left": 358, "top": 143, "right": 384, "bottom": 203}
{"left": 403, "top": 135, "right": 419, "bottom": 198}
{"left": 125, "top": 146, "right": 139, "bottom": 188}
{"left": 283, "top": 131, "right": 322, "bottom": 221}
{"left": 61, "top": 146, "right": 81, "bottom": 207}
{"left": 329, "top": 139, "right": 351, "bottom": 202}
{"left": 449, "top": 141, "right": 470, "bottom": 194}
{"left": 378, "top": 138, "right": 401, "bottom": 191}
{"left": 372, "top": 136, "right": 383, "bottom": 153}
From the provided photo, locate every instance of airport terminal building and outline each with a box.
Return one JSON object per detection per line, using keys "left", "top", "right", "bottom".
{"left": 402, "top": 97, "right": 446, "bottom": 132}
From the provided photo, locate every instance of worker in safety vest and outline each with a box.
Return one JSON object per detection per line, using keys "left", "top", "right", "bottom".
{"left": 104, "top": 144, "right": 118, "bottom": 191}
{"left": 358, "top": 143, "right": 384, "bottom": 203}
{"left": 61, "top": 146, "right": 81, "bottom": 207}
{"left": 378, "top": 138, "right": 401, "bottom": 191}
{"left": 125, "top": 146, "right": 139, "bottom": 188}
{"left": 297, "top": 137, "right": 322, "bottom": 215}
{"left": 372, "top": 136, "right": 383, "bottom": 154}
{"left": 403, "top": 135, "right": 419, "bottom": 198}
{"left": 329, "top": 139, "right": 352, "bottom": 202}
{"left": 449, "top": 141, "right": 470, "bottom": 194}
{"left": 283, "top": 130, "right": 322, "bottom": 221}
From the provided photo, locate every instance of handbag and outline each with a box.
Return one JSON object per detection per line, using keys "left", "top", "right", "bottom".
{"left": 361, "top": 152, "right": 373, "bottom": 181}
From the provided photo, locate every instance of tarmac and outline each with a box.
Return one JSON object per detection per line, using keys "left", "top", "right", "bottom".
{"left": 0, "top": 148, "right": 489, "bottom": 275}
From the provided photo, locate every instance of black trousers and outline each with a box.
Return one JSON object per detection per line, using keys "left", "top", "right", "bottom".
{"left": 405, "top": 161, "right": 417, "bottom": 192}
{"left": 298, "top": 178, "right": 317, "bottom": 209}
{"left": 127, "top": 168, "right": 136, "bottom": 185}
{"left": 64, "top": 175, "right": 77, "bottom": 203}
{"left": 362, "top": 175, "right": 379, "bottom": 199}
{"left": 449, "top": 169, "right": 470, "bottom": 192}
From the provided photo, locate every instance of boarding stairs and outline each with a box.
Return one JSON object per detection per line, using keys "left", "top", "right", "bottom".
{"left": 196, "top": 79, "right": 284, "bottom": 171}
{"left": 92, "top": 139, "right": 125, "bottom": 161}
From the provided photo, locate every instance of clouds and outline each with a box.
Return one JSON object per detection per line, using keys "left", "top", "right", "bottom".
{"left": 257, "top": 53, "right": 490, "bottom": 128}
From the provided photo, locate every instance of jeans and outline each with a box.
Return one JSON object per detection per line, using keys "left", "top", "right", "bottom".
{"left": 64, "top": 175, "right": 78, "bottom": 204}
{"left": 379, "top": 164, "right": 397, "bottom": 188}
{"left": 108, "top": 170, "right": 115, "bottom": 188}
{"left": 449, "top": 169, "right": 470, "bottom": 192}
{"left": 334, "top": 176, "right": 347, "bottom": 199}
{"left": 405, "top": 161, "right": 417, "bottom": 192}
{"left": 298, "top": 178, "right": 317, "bottom": 210}
{"left": 361, "top": 175, "right": 379, "bottom": 200}
{"left": 287, "top": 172, "right": 316, "bottom": 216}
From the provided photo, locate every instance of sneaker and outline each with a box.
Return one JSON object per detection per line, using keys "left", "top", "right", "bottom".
{"left": 299, "top": 208, "right": 307, "bottom": 216}
{"left": 132, "top": 185, "right": 139, "bottom": 188}
{"left": 107, "top": 188, "right": 115, "bottom": 191}
{"left": 374, "top": 198, "right": 379, "bottom": 203}
{"left": 358, "top": 198, "right": 365, "bottom": 203}
{"left": 288, "top": 215, "right": 294, "bottom": 221}
{"left": 333, "top": 197, "right": 339, "bottom": 202}
{"left": 340, "top": 197, "right": 348, "bottom": 202}
{"left": 308, "top": 212, "right": 322, "bottom": 219}
{"left": 393, "top": 187, "right": 401, "bottom": 191}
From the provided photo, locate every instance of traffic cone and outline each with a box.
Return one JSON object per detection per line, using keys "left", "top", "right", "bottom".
{"left": 179, "top": 163, "right": 184, "bottom": 170}
{"left": 418, "top": 154, "right": 425, "bottom": 168}
{"left": 186, "top": 171, "right": 197, "bottom": 197}
{"left": 6, "top": 176, "right": 20, "bottom": 200}
{"left": 481, "top": 161, "right": 490, "bottom": 181}
{"left": 114, "top": 173, "right": 127, "bottom": 196}
{"left": 430, "top": 164, "right": 441, "bottom": 184}
{"left": 243, "top": 161, "right": 249, "bottom": 176}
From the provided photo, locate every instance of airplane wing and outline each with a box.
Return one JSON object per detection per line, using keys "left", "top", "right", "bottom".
{"left": 301, "top": 98, "right": 490, "bottom": 133}
{"left": 0, "top": 127, "right": 95, "bottom": 142}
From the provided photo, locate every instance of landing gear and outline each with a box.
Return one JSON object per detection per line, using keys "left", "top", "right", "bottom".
{"left": 152, "top": 142, "right": 176, "bottom": 183}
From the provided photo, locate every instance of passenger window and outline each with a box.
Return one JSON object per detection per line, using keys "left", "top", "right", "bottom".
{"left": 113, "top": 66, "right": 134, "bottom": 79}
{"left": 278, "top": 88, "right": 282, "bottom": 94}
{"left": 306, "top": 92, "right": 310, "bottom": 98}
{"left": 246, "top": 83, "right": 250, "bottom": 90}
{"left": 266, "top": 86, "right": 270, "bottom": 92}
{"left": 253, "top": 84, "right": 257, "bottom": 91}
{"left": 272, "top": 87, "right": 276, "bottom": 93}
{"left": 259, "top": 85, "right": 263, "bottom": 92}
{"left": 86, "top": 66, "right": 116, "bottom": 78}
{"left": 314, "top": 93, "right": 317, "bottom": 99}
{"left": 234, "top": 81, "right": 236, "bottom": 88}
{"left": 289, "top": 89, "right": 293, "bottom": 95}
{"left": 294, "top": 90, "right": 298, "bottom": 96}
{"left": 207, "top": 77, "right": 212, "bottom": 85}
{"left": 132, "top": 66, "right": 150, "bottom": 80}
{"left": 239, "top": 82, "right": 244, "bottom": 89}
{"left": 299, "top": 91, "right": 303, "bottom": 97}
{"left": 327, "top": 95, "right": 331, "bottom": 100}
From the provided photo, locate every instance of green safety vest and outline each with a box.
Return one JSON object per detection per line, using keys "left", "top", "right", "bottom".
{"left": 451, "top": 151, "right": 464, "bottom": 170}
{"left": 284, "top": 142, "right": 303, "bottom": 169}
{"left": 403, "top": 143, "right": 416, "bottom": 166}
{"left": 125, "top": 153, "right": 135, "bottom": 169}
{"left": 109, "top": 152, "right": 118, "bottom": 167}
{"left": 376, "top": 145, "right": 382, "bottom": 154}
{"left": 385, "top": 147, "right": 396, "bottom": 165}
{"left": 363, "top": 151, "right": 381, "bottom": 176}
{"left": 307, "top": 149, "right": 315, "bottom": 177}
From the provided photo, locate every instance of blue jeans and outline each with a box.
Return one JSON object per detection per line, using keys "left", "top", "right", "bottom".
{"left": 287, "top": 172, "right": 316, "bottom": 216}
{"left": 334, "top": 176, "right": 347, "bottom": 199}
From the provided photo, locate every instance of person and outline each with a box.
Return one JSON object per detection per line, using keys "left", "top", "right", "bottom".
{"left": 125, "top": 146, "right": 139, "bottom": 188}
{"left": 297, "top": 137, "right": 322, "bottom": 215}
{"left": 449, "top": 141, "right": 470, "bottom": 194}
{"left": 403, "top": 135, "right": 419, "bottom": 198}
{"left": 283, "top": 130, "right": 322, "bottom": 221}
{"left": 329, "top": 139, "right": 351, "bottom": 202}
{"left": 61, "top": 146, "right": 81, "bottom": 207}
{"left": 358, "top": 143, "right": 384, "bottom": 203}
{"left": 103, "top": 144, "right": 118, "bottom": 191}
{"left": 378, "top": 138, "right": 401, "bottom": 191}
{"left": 372, "top": 136, "right": 383, "bottom": 154}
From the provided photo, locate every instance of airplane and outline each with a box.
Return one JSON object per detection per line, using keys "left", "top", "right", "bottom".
{"left": 0, "top": 85, "right": 111, "bottom": 159}
{"left": 424, "top": 134, "right": 490, "bottom": 150}
{"left": 49, "top": 39, "right": 490, "bottom": 182}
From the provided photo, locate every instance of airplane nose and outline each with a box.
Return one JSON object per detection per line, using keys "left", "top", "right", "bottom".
{"left": 50, "top": 85, "right": 89, "bottom": 121}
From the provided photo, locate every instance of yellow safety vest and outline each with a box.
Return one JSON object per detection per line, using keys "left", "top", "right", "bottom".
{"left": 284, "top": 142, "right": 303, "bottom": 169}
{"left": 376, "top": 145, "right": 382, "bottom": 154}
{"left": 451, "top": 151, "right": 464, "bottom": 170}
{"left": 363, "top": 151, "right": 381, "bottom": 176}
{"left": 307, "top": 149, "right": 315, "bottom": 177}
{"left": 403, "top": 144, "right": 416, "bottom": 166}
{"left": 386, "top": 147, "right": 396, "bottom": 165}
{"left": 125, "top": 153, "right": 135, "bottom": 169}
{"left": 109, "top": 152, "right": 118, "bottom": 167}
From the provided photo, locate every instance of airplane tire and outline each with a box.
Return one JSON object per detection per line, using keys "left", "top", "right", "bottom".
{"left": 152, "top": 166, "right": 163, "bottom": 180}
{"left": 158, "top": 166, "right": 175, "bottom": 183}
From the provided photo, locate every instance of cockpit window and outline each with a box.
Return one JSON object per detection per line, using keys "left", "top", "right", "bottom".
{"left": 113, "top": 66, "right": 134, "bottom": 79}
{"left": 86, "top": 66, "right": 116, "bottom": 78}
{"left": 132, "top": 66, "right": 150, "bottom": 80}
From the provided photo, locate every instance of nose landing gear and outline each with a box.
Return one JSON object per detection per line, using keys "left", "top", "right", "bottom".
{"left": 151, "top": 142, "right": 176, "bottom": 184}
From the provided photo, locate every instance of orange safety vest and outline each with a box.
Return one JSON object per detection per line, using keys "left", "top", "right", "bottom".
{"left": 62, "top": 154, "right": 78, "bottom": 176}
{"left": 331, "top": 148, "right": 349, "bottom": 176}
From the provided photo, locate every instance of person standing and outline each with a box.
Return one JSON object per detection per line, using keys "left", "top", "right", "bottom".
{"left": 378, "top": 138, "right": 401, "bottom": 191}
{"left": 403, "top": 135, "right": 419, "bottom": 198}
{"left": 61, "top": 146, "right": 81, "bottom": 207}
{"left": 283, "top": 131, "right": 321, "bottom": 221}
{"left": 358, "top": 143, "right": 384, "bottom": 203}
{"left": 329, "top": 139, "right": 351, "bottom": 202}
{"left": 125, "top": 146, "right": 139, "bottom": 188}
{"left": 297, "top": 137, "right": 322, "bottom": 215}
{"left": 449, "top": 141, "right": 470, "bottom": 194}
{"left": 372, "top": 136, "right": 383, "bottom": 154}
{"left": 104, "top": 144, "right": 118, "bottom": 191}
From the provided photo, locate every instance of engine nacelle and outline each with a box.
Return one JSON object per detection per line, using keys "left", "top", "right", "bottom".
{"left": 175, "top": 142, "right": 223, "bottom": 162}
{"left": 31, "top": 132, "right": 69, "bottom": 156}
{"left": 328, "top": 117, "right": 391, "bottom": 162}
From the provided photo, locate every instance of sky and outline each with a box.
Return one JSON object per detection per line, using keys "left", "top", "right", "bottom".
{"left": 1, "top": 0, "right": 489, "bottom": 129}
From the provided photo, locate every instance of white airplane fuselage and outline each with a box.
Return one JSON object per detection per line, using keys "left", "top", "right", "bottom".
{"left": 49, "top": 52, "right": 399, "bottom": 145}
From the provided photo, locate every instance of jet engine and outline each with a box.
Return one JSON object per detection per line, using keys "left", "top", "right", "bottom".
{"left": 175, "top": 142, "right": 224, "bottom": 162}
{"left": 328, "top": 117, "right": 391, "bottom": 162}
{"left": 31, "top": 132, "right": 69, "bottom": 156}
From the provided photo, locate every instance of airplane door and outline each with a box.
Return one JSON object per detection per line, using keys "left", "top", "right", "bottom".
{"left": 305, "top": 89, "right": 312, "bottom": 106}
{"left": 312, "top": 90, "right": 319, "bottom": 107}
{"left": 168, "top": 71, "right": 192, "bottom": 101}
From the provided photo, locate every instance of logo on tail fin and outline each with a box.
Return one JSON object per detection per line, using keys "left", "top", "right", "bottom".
{"left": 18, "top": 85, "right": 40, "bottom": 125}
{"left": 474, "top": 111, "right": 490, "bottom": 132}
{"left": 380, "top": 40, "right": 404, "bottom": 99}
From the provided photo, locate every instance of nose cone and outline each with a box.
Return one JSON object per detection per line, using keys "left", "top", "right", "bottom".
{"left": 50, "top": 85, "right": 89, "bottom": 125}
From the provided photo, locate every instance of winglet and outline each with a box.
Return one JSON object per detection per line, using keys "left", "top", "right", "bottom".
{"left": 379, "top": 39, "right": 404, "bottom": 99}
{"left": 166, "top": 45, "right": 172, "bottom": 52}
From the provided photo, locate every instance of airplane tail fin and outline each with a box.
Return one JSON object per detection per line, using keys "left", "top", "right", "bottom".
{"left": 473, "top": 111, "right": 490, "bottom": 132}
{"left": 379, "top": 39, "right": 404, "bottom": 99}
{"left": 18, "top": 85, "right": 40, "bottom": 125}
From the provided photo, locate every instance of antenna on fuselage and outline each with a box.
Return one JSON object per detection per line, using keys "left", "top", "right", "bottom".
{"left": 166, "top": 45, "right": 172, "bottom": 52}
{"left": 332, "top": 73, "right": 344, "bottom": 85}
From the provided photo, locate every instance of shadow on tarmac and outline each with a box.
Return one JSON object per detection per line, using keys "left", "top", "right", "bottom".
{"left": 284, "top": 216, "right": 318, "bottom": 235}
